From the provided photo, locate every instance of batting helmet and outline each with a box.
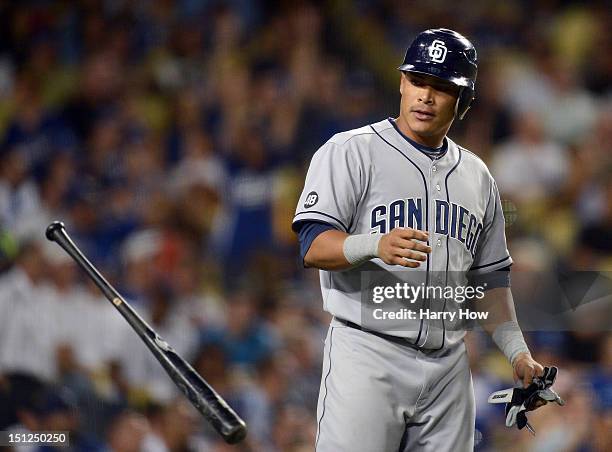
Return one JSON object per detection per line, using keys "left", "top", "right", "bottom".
{"left": 398, "top": 28, "right": 477, "bottom": 120}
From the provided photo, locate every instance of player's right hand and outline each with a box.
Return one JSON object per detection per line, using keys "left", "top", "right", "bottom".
{"left": 378, "top": 227, "right": 431, "bottom": 267}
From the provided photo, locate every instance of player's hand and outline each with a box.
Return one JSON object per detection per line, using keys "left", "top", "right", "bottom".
{"left": 378, "top": 227, "right": 431, "bottom": 267}
{"left": 513, "top": 352, "right": 545, "bottom": 388}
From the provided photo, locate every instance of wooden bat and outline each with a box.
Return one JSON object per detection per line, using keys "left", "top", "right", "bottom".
{"left": 45, "top": 221, "right": 247, "bottom": 444}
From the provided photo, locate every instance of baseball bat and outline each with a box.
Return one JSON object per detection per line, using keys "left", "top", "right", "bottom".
{"left": 45, "top": 221, "right": 247, "bottom": 444}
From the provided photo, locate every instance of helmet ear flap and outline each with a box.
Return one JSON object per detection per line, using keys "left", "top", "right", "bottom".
{"left": 456, "top": 86, "right": 475, "bottom": 120}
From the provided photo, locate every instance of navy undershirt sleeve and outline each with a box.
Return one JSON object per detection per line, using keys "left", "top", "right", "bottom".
{"left": 295, "top": 220, "right": 337, "bottom": 265}
{"left": 469, "top": 265, "right": 512, "bottom": 291}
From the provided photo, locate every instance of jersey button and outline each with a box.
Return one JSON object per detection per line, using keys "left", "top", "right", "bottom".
{"left": 437, "top": 239, "right": 442, "bottom": 247}
{"left": 436, "top": 184, "right": 441, "bottom": 191}
{"left": 432, "top": 166, "right": 437, "bottom": 172}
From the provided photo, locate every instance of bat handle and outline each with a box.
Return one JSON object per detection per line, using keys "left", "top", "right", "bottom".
{"left": 45, "top": 221, "right": 119, "bottom": 303}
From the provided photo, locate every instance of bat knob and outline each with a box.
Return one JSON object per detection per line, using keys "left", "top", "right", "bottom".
{"left": 46, "top": 221, "right": 66, "bottom": 241}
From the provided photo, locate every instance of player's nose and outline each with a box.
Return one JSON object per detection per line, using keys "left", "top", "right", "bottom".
{"left": 418, "top": 87, "right": 434, "bottom": 104}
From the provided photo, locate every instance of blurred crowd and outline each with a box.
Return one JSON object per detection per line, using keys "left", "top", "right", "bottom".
{"left": 0, "top": 0, "right": 610, "bottom": 451}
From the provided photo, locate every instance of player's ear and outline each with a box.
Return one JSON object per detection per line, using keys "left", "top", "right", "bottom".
{"left": 399, "top": 73, "right": 406, "bottom": 95}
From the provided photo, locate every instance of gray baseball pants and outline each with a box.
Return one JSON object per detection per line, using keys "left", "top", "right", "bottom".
{"left": 315, "top": 317, "right": 475, "bottom": 452}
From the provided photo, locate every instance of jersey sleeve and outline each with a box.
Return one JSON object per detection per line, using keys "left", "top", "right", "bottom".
{"left": 292, "top": 140, "right": 365, "bottom": 233}
{"left": 470, "top": 179, "right": 513, "bottom": 274}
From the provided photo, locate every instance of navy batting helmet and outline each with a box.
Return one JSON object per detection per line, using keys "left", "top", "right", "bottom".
{"left": 398, "top": 28, "right": 477, "bottom": 120}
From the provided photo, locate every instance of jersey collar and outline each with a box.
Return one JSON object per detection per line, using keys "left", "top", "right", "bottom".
{"left": 387, "top": 117, "right": 448, "bottom": 159}
{"left": 370, "top": 118, "right": 459, "bottom": 170}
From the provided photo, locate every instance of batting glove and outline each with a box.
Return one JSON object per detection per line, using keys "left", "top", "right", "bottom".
{"left": 488, "top": 366, "right": 565, "bottom": 434}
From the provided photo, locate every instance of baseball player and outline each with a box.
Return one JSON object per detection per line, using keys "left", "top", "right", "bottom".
{"left": 293, "top": 29, "right": 552, "bottom": 451}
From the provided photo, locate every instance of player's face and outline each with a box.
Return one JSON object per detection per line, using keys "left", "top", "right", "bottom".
{"left": 398, "top": 72, "right": 460, "bottom": 147}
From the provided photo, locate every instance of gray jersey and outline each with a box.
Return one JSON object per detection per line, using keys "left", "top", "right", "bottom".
{"left": 293, "top": 118, "right": 511, "bottom": 349}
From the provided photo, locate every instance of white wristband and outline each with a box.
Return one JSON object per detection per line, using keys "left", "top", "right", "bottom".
{"left": 342, "top": 234, "right": 382, "bottom": 265}
{"left": 492, "top": 320, "right": 530, "bottom": 365}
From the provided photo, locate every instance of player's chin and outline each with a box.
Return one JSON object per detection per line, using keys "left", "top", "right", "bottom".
{"left": 408, "top": 120, "right": 439, "bottom": 135}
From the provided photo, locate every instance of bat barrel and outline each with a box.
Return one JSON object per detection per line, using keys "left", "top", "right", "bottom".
{"left": 224, "top": 425, "right": 247, "bottom": 444}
